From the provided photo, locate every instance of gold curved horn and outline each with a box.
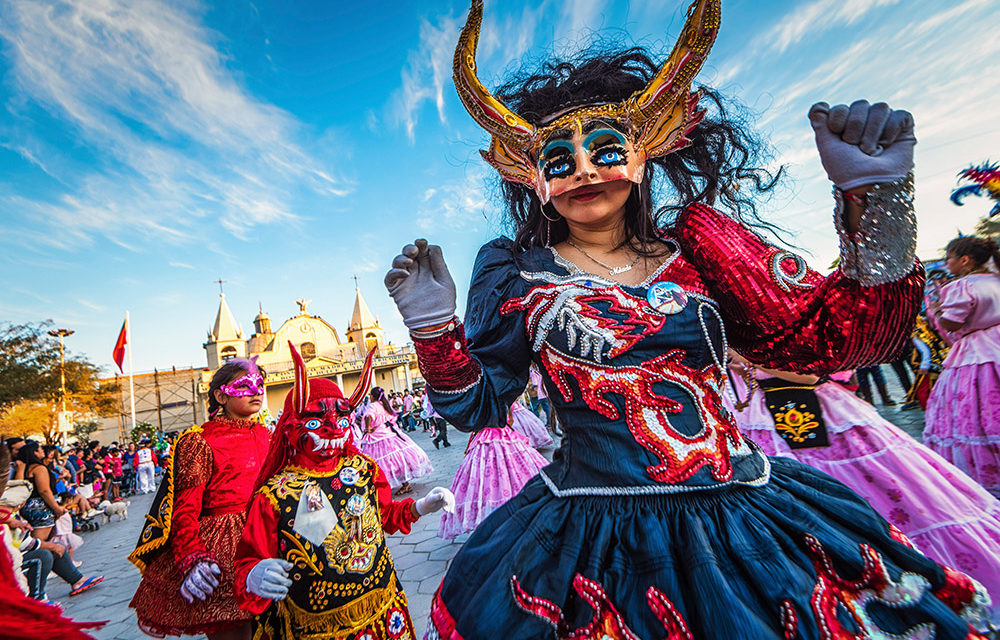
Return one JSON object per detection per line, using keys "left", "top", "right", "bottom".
{"left": 631, "top": 0, "right": 720, "bottom": 119}
{"left": 453, "top": 0, "right": 535, "bottom": 145}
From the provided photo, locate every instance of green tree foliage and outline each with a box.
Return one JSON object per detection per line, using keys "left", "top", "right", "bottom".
{"left": 72, "top": 419, "right": 101, "bottom": 445}
{"left": 1, "top": 321, "right": 118, "bottom": 443}
{"left": 130, "top": 422, "right": 157, "bottom": 445}
{"left": 0, "top": 400, "right": 54, "bottom": 440}
{"left": 0, "top": 321, "right": 59, "bottom": 413}
{"left": 973, "top": 214, "right": 1000, "bottom": 242}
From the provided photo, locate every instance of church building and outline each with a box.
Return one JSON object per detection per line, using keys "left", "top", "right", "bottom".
{"left": 201, "top": 287, "right": 420, "bottom": 416}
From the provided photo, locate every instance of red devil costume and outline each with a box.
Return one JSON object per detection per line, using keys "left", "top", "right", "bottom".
{"left": 129, "top": 361, "right": 271, "bottom": 637}
{"left": 234, "top": 344, "right": 445, "bottom": 640}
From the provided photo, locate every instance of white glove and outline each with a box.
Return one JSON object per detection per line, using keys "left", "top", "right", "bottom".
{"left": 245, "top": 558, "right": 294, "bottom": 601}
{"left": 384, "top": 239, "right": 457, "bottom": 330}
{"left": 180, "top": 561, "right": 220, "bottom": 603}
{"left": 809, "top": 100, "right": 916, "bottom": 190}
{"left": 415, "top": 486, "right": 456, "bottom": 516}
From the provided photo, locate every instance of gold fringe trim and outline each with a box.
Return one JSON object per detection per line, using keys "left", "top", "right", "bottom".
{"left": 127, "top": 424, "right": 204, "bottom": 574}
{"left": 279, "top": 577, "right": 401, "bottom": 636}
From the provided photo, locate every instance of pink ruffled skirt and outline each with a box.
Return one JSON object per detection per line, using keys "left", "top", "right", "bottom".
{"left": 924, "top": 328, "right": 1000, "bottom": 497}
{"left": 438, "top": 428, "right": 548, "bottom": 540}
{"left": 509, "top": 403, "right": 553, "bottom": 449}
{"left": 358, "top": 431, "right": 433, "bottom": 490}
{"left": 727, "top": 375, "right": 1000, "bottom": 617}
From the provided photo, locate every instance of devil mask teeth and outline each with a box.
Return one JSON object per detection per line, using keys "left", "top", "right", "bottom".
{"left": 307, "top": 431, "right": 349, "bottom": 452}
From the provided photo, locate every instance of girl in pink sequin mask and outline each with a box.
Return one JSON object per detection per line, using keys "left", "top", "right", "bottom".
{"left": 211, "top": 358, "right": 266, "bottom": 421}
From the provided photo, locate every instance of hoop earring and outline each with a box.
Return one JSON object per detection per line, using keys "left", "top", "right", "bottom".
{"left": 540, "top": 207, "right": 561, "bottom": 222}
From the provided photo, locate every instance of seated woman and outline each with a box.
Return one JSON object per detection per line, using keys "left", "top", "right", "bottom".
{"left": 16, "top": 442, "right": 103, "bottom": 597}
{"left": 0, "top": 444, "right": 105, "bottom": 638}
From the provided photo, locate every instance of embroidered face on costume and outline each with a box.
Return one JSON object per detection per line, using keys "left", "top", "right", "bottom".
{"left": 287, "top": 396, "right": 353, "bottom": 462}
{"left": 534, "top": 118, "right": 644, "bottom": 204}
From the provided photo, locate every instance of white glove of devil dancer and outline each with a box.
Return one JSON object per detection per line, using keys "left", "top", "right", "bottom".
{"left": 809, "top": 100, "right": 915, "bottom": 191}
{"left": 384, "top": 239, "right": 457, "bottom": 330}
{"left": 245, "top": 558, "right": 293, "bottom": 601}
{"left": 180, "top": 560, "right": 220, "bottom": 603}
{"left": 415, "top": 486, "right": 456, "bottom": 516}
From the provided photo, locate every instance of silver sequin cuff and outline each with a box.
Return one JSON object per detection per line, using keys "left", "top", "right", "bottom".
{"left": 834, "top": 173, "right": 916, "bottom": 287}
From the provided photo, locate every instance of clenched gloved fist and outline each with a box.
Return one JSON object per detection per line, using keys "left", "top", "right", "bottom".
{"left": 415, "top": 486, "right": 456, "bottom": 516}
{"left": 246, "top": 558, "right": 293, "bottom": 601}
{"left": 809, "top": 100, "right": 916, "bottom": 190}
{"left": 180, "top": 560, "right": 220, "bottom": 603}
{"left": 384, "top": 239, "right": 457, "bottom": 330}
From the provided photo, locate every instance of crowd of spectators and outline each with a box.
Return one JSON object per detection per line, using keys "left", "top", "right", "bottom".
{"left": 1, "top": 432, "right": 176, "bottom": 604}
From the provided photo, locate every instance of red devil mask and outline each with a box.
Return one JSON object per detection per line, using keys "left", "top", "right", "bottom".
{"left": 285, "top": 342, "right": 376, "bottom": 465}
{"left": 255, "top": 343, "right": 377, "bottom": 482}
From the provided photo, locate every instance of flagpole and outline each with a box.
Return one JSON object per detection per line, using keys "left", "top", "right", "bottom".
{"left": 127, "top": 310, "right": 137, "bottom": 431}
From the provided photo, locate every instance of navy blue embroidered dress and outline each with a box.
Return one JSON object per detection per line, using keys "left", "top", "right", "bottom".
{"left": 414, "top": 198, "right": 991, "bottom": 639}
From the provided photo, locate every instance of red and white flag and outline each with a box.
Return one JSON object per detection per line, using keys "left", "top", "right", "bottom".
{"left": 112, "top": 316, "right": 128, "bottom": 373}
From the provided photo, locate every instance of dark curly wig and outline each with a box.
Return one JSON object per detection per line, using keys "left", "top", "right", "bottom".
{"left": 493, "top": 48, "right": 784, "bottom": 253}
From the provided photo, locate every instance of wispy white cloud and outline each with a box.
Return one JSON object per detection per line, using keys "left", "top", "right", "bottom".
{"left": 416, "top": 168, "right": 489, "bottom": 233}
{"left": 552, "top": 0, "right": 604, "bottom": 52}
{"left": 722, "top": 0, "right": 1000, "bottom": 270}
{"left": 0, "top": 0, "right": 346, "bottom": 248}
{"left": 76, "top": 298, "right": 105, "bottom": 312}
{"left": 389, "top": 1, "right": 553, "bottom": 144}
{"left": 12, "top": 287, "right": 52, "bottom": 305}
{"left": 169, "top": 261, "right": 195, "bottom": 270}
{"left": 766, "top": 0, "right": 902, "bottom": 53}
{"left": 390, "top": 12, "right": 462, "bottom": 143}
{"left": 910, "top": 0, "right": 990, "bottom": 36}
{"left": 479, "top": 3, "right": 546, "bottom": 64}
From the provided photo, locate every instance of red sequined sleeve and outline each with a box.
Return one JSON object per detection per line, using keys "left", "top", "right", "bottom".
{"left": 232, "top": 492, "right": 279, "bottom": 615}
{"left": 170, "top": 432, "right": 214, "bottom": 574}
{"left": 674, "top": 201, "right": 923, "bottom": 374}
{"left": 375, "top": 466, "right": 418, "bottom": 535}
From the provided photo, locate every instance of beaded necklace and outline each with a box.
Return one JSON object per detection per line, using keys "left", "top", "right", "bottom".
{"left": 566, "top": 240, "right": 641, "bottom": 276}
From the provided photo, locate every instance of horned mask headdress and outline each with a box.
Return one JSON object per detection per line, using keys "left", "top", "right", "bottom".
{"left": 252, "top": 343, "right": 378, "bottom": 488}
{"left": 453, "top": 0, "right": 721, "bottom": 203}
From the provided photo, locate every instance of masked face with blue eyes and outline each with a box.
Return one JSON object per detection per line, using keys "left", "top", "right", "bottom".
{"left": 289, "top": 396, "right": 354, "bottom": 463}
{"left": 534, "top": 119, "right": 645, "bottom": 204}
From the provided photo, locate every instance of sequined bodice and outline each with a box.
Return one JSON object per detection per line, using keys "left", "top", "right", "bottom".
{"left": 511, "top": 248, "right": 769, "bottom": 495}
{"left": 261, "top": 458, "right": 397, "bottom": 623}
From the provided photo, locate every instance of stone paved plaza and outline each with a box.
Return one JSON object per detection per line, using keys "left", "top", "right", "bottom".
{"left": 55, "top": 426, "right": 547, "bottom": 640}
{"left": 56, "top": 373, "right": 922, "bottom": 640}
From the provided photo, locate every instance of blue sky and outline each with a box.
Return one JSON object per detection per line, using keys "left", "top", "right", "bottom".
{"left": 1, "top": 0, "right": 998, "bottom": 374}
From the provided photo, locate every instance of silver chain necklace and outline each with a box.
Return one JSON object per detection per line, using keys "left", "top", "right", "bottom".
{"left": 567, "top": 240, "right": 641, "bottom": 276}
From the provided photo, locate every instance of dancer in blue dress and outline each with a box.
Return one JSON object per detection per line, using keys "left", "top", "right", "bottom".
{"left": 384, "top": 1, "right": 992, "bottom": 637}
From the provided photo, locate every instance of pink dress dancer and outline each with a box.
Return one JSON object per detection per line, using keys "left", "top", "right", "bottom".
{"left": 508, "top": 399, "right": 553, "bottom": 448}
{"left": 439, "top": 428, "right": 548, "bottom": 540}
{"left": 358, "top": 398, "right": 433, "bottom": 491}
{"left": 727, "top": 367, "right": 1000, "bottom": 619}
{"left": 924, "top": 273, "right": 1000, "bottom": 496}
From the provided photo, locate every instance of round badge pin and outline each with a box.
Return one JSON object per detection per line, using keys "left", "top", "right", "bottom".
{"left": 339, "top": 466, "right": 359, "bottom": 486}
{"left": 346, "top": 494, "right": 366, "bottom": 517}
{"left": 646, "top": 281, "right": 688, "bottom": 315}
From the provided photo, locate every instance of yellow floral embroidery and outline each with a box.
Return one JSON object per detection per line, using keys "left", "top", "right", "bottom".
{"left": 772, "top": 404, "right": 820, "bottom": 443}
